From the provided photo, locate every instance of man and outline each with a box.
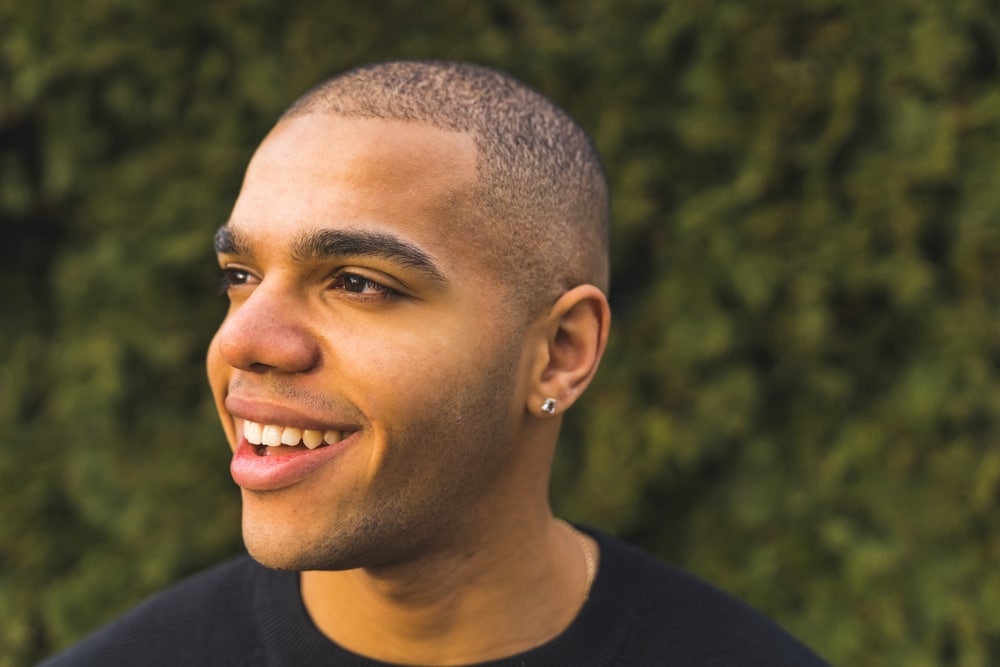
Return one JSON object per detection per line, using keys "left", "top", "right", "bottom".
{"left": 41, "top": 60, "right": 828, "bottom": 666}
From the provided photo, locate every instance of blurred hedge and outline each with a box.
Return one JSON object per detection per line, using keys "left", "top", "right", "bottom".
{"left": 3, "top": 1, "right": 1000, "bottom": 665}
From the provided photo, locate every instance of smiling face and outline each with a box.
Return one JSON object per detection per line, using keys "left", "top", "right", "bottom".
{"left": 207, "top": 115, "right": 544, "bottom": 571}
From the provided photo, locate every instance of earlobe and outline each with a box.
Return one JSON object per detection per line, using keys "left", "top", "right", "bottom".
{"left": 528, "top": 284, "right": 610, "bottom": 417}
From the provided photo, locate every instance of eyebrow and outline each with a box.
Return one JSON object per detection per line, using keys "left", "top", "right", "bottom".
{"left": 213, "top": 225, "right": 247, "bottom": 255}
{"left": 213, "top": 224, "right": 447, "bottom": 284}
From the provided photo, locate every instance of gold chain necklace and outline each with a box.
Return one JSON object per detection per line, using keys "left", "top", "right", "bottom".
{"left": 556, "top": 519, "right": 597, "bottom": 601}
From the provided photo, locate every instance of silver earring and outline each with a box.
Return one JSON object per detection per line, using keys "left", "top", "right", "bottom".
{"left": 541, "top": 398, "right": 557, "bottom": 415}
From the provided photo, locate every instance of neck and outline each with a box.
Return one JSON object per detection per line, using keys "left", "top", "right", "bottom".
{"left": 300, "top": 513, "right": 598, "bottom": 665}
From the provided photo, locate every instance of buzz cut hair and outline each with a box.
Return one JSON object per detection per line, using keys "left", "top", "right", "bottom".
{"left": 281, "top": 60, "right": 609, "bottom": 314}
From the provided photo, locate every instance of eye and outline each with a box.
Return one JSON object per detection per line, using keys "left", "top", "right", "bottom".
{"left": 332, "top": 272, "right": 400, "bottom": 299}
{"left": 218, "top": 268, "right": 255, "bottom": 293}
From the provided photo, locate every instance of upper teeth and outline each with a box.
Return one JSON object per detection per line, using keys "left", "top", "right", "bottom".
{"left": 243, "top": 419, "right": 344, "bottom": 449}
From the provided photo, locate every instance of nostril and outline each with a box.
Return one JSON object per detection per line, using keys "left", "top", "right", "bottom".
{"left": 248, "top": 361, "right": 277, "bottom": 373}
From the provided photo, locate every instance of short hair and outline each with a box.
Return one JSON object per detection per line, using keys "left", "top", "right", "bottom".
{"left": 281, "top": 60, "right": 609, "bottom": 315}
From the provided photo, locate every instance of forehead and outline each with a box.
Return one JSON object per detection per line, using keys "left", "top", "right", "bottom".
{"left": 228, "top": 115, "right": 479, "bottom": 265}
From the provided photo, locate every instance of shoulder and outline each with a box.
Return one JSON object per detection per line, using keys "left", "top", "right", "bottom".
{"left": 37, "top": 554, "right": 285, "bottom": 667}
{"left": 584, "top": 529, "right": 830, "bottom": 666}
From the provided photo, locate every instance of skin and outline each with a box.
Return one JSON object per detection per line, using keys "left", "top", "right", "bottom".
{"left": 206, "top": 115, "right": 611, "bottom": 664}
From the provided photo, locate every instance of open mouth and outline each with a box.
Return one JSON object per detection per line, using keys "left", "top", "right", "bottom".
{"left": 243, "top": 419, "right": 354, "bottom": 456}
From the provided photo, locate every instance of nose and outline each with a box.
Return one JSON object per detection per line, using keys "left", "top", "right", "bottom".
{"left": 213, "top": 281, "right": 321, "bottom": 374}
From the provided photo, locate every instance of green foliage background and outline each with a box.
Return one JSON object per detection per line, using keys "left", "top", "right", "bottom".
{"left": 3, "top": 1, "right": 1000, "bottom": 665}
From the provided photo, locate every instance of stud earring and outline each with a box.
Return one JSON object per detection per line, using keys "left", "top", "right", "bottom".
{"left": 541, "top": 398, "right": 557, "bottom": 415}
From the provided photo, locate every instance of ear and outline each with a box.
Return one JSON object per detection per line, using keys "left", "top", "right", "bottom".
{"left": 527, "top": 284, "right": 611, "bottom": 418}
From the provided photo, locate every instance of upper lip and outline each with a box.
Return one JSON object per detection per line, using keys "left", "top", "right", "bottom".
{"left": 224, "top": 394, "right": 361, "bottom": 432}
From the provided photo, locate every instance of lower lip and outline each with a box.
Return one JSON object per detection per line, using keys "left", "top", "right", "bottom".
{"left": 230, "top": 436, "right": 356, "bottom": 492}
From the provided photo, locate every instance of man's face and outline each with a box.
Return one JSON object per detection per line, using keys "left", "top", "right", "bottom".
{"left": 207, "top": 115, "right": 534, "bottom": 571}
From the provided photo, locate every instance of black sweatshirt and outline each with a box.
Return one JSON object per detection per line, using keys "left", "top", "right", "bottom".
{"left": 39, "top": 527, "right": 829, "bottom": 666}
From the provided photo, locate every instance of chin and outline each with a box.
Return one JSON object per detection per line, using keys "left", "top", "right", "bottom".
{"left": 240, "top": 504, "right": 385, "bottom": 572}
{"left": 243, "top": 528, "right": 352, "bottom": 572}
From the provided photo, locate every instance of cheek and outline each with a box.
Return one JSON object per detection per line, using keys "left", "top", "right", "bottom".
{"left": 349, "top": 321, "right": 492, "bottom": 413}
{"left": 341, "top": 315, "right": 512, "bottom": 455}
{"left": 206, "top": 333, "right": 236, "bottom": 448}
